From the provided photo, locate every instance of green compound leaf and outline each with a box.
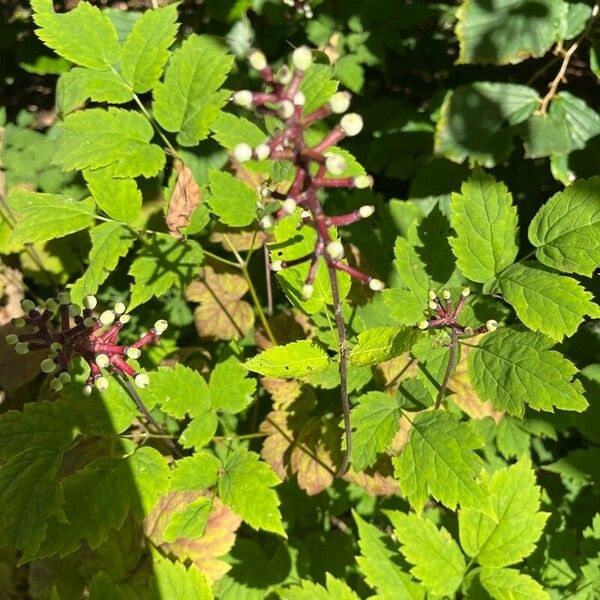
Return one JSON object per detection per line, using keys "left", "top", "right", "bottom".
{"left": 31, "top": 0, "right": 121, "bottom": 70}
{"left": 244, "top": 340, "right": 330, "bottom": 379}
{"left": 210, "top": 356, "right": 256, "bottom": 414}
{"left": 88, "top": 573, "right": 126, "bottom": 600}
{"left": 450, "top": 169, "right": 519, "bottom": 284}
{"left": 170, "top": 451, "right": 221, "bottom": 492}
{"left": 350, "top": 392, "right": 401, "bottom": 471}
{"left": 459, "top": 458, "right": 549, "bottom": 567}
{"left": 468, "top": 327, "right": 588, "bottom": 416}
{"left": 456, "top": 0, "right": 561, "bottom": 65}
{"left": 299, "top": 64, "right": 338, "bottom": 114}
{"left": 162, "top": 496, "right": 212, "bottom": 543}
{"left": 386, "top": 511, "right": 466, "bottom": 598}
{"left": 153, "top": 34, "right": 234, "bottom": 146}
{"left": 218, "top": 450, "right": 285, "bottom": 537}
{"left": 554, "top": 91, "right": 600, "bottom": 151}
{"left": 354, "top": 511, "right": 425, "bottom": 600}
{"left": 55, "top": 107, "right": 165, "bottom": 178}
{"left": 350, "top": 326, "right": 419, "bottom": 367}
{"left": 529, "top": 177, "right": 600, "bottom": 276}
{"left": 120, "top": 4, "right": 179, "bottom": 93}
{"left": 7, "top": 189, "right": 95, "bottom": 244}
{"left": 479, "top": 568, "right": 549, "bottom": 600}
{"left": 210, "top": 112, "right": 268, "bottom": 150}
{"left": 382, "top": 237, "right": 429, "bottom": 325}
{"left": 128, "top": 233, "right": 204, "bottom": 309}
{"left": 207, "top": 170, "right": 257, "bottom": 227}
{"left": 280, "top": 573, "right": 360, "bottom": 600}
{"left": 153, "top": 557, "right": 212, "bottom": 600}
{"left": 69, "top": 222, "right": 136, "bottom": 304}
{"left": 393, "top": 411, "right": 491, "bottom": 514}
{"left": 497, "top": 262, "right": 600, "bottom": 341}
{"left": 84, "top": 169, "right": 142, "bottom": 223}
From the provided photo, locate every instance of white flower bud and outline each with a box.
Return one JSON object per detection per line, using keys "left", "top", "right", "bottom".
{"left": 113, "top": 302, "right": 126, "bottom": 315}
{"left": 282, "top": 198, "right": 297, "bottom": 214}
{"left": 368, "top": 278, "right": 385, "bottom": 292}
{"left": 249, "top": 49, "right": 267, "bottom": 71}
{"left": 41, "top": 358, "right": 57, "bottom": 374}
{"left": 293, "top": 91, "right": 306, "bottom": 106}
{"left": 329, "top": 91, "right": 351, "bottom": 114}
{"left": 232, "top": 90, "right": 253, "bottom": 108}
{"left": 301, "top": 284, "right": 314, "bottom": 299}
{"left": 119, "top": 314, "right": 131, "bottom": 324}
{"left": 271, "top": 260, "right": 283, "bottom": 272}
{"left": 277, "top": 65, "right": 292, "bottom": 84}
{"left": 428, "top": 300, "right": 438, "bottom": 311}
{"left": 428, "top": 290, "right": 437, "bottom": 301}
{"left": 277, "top": 100, "right": 294, "bottom": 119}
{"left": 83, "top": 385, "right": 93, "bottom": 396}
{"left": 464, "top": 327, "right": 474, "bottom": 335}
{"left": 45, "top": 298, "right": 59, "bottom": 311}
{"left": 461, "top": 287, "right": 471, "bottom": 298}
{"left": 326, "top": 240, "right": 345, "bottom": 260}
{"left": 418, "top": 320, "right": 429, "bottom": 330}
{"left": 300, "top": 210, "right": 311, "bottom": 220}
{"left": 442, "top": 289, "right": 451, "bottom": 300}
{"left": 154, "top": 319, "right": 168, "bottom": 335}
{"left": 50, "top": 379, "right": 63, "bottom": 392}
{"left": 292, "top": 45, "right": 313, "bottom": 71}
{"left": 15, "top": 342, "right": 29, "bottom": 354}
{"left": 20, "top": 299, "right": 35, "bottom": 313}
{"left": 260, "top": 215, "right": 275, "bottom": 229}
{"left": 324, "top": 153, "right": 347, "bottom": 176}
{"left": 353, "top": 175, "right": 373, "bottom": 189}
{"left": 83, "top": 295, "right": 97, "bottom": 309}
{"left": 485, "top": 319, "right": 498, "bottom": 332}
{"left": 96, "top": 354, "right": 110, "bottom": 368}
{"left": 135, "top": 373, "right": 150, "bottom": 389}
{"left": 233, "top": 143, "right": 253, "bottom": 163}
{"left": 57, "top": 291, "right": 71, "bottom": 305}
{"left": 12, "top": 318, "right": 26, "bottom": 328}
{"left": 83, "top": 317, "right": 96, "bottom": 327}
{"left": 69, "top": 304, "right": 81, "bottom": 317}
{"left": 59, "top": 372, "right": 71, "bottom": 384}
{"left": 340, "top": 113, "right": 363, "bottom": 136}
{"left": 358, "top": 205, "right": 375, "bottom": 218}
{"left": 126, "top": 347, "right": 141, "bottom": 359}
{"left": 5, "top": 334, "right": 18, "bottom": 345}
{"left": 50, "top": 342, "right": 62, "bottom": 353}
{"left": 100, "top": 310, "right": 115, "bottom": 325}
{"left": 254, "top": 143, "right": 271, "bottom": 160}
{"left": 95, "top": 376, "right": 109, "bottom": 391}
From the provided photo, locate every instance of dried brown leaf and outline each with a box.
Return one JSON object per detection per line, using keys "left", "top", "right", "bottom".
{"left": 193, "top": 301, "right": 254, "bottom": 341}
{"left": 0, "top": 267, "right": 24, "bottom": 325}
{"left": 166, "top": 161, "right": 201, "bottom": 239}
{"left": 209, "top": 226, "right": 266, "bottom": 252}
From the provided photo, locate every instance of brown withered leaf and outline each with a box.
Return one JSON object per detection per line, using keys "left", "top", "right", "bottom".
{"left": 255, "top": 309, "right": 312, "bottom": 351}
{"left": 344, "top": 455, "right": 398, "bottom": 496}
{"left": 145, "top": 491, "right": 241, "bottom": 582}
{"left": 374, "top": 352, "right": 418, "bottom": 392}
{"left": 166, "top": 161, "right": 201, "bottom": 239}
{"left": 0, "top": 266, "right": 24, "bottom": 325}
{"left": 209, "top": 226, "right": 266, "bottom": 252}
{"left": 261, "top": 377, "right": 303, "bottom": 410}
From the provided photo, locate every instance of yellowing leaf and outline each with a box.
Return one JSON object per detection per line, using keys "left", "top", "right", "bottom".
{"left": 245, "top": 340, "right": 330, "bottom": 379}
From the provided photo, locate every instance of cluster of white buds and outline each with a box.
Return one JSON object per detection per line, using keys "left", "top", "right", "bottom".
{"left": 283, "top": 0, "right": 313, "bottom": 19}
{"left": 5, "top": 294, "right": 166, "bottom": 394}
{"left": 230, "top": 45, "right": 384, "bottom": 298}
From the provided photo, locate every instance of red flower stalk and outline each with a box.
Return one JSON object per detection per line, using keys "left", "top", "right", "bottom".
{"left": 231, "top": 46, "right": 384, "bottom": 299}
{"left": 5, "top": 293, "right": 167, "bottom": 394}
{"left": 417, "top": 287, "right": 498, "bottom": 336}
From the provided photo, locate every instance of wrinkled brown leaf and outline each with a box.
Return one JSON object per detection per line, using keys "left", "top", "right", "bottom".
{"left": 344, "top": 455, "right": 398, "bottom": 496}
{"left": 166, "top": 161, "right": 201, "bottom": 239}
{"left": 261, "top": 377, "right": 303, "bottom": 410}
{"left": 0, "top": 266, "right": 24, "bottom": 325}
{"left": 255, "top": 309, "right": 312, "bottom": 351}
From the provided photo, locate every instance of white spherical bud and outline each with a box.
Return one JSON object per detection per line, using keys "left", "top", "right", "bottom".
{"left": 324, "top": 153, "right": 347, "bottom": 176}
{"left": 485, "top": 319, "right": 498, "bottom": 332}
{"left": 20, "top": 299, "right": 35, "bottom": 313}
{"left": 442, "top": 289, "right": 451, "bottom": 300}
{"left": 232, "top": 90, "right": 253, "bottom": 108}
{"left": 12, "top": 318, "right": 26, "bottom": 328}
{"left": 5, "top": 334, "right": 18, "bottom": 345}
{"left": 95, "top": 376, "right": 109, "bottom": 391}
{"left": 464, "top": 327, "right": 474, "bottom": 335}
{"left": 340, "top": 113, "right": 363, "bottom": 136}
{"left": 461, "top": 287, "right": 471, "bottom": 298}
{"left": 260, "top": 215, "right": 275, "bottom": 229}
{"left": 271, "top": 260, "right": 283, "bottom": 272}
{"left": 83, "top": 295, "right": 97, "bottom": 309}
{"left": 69, "top": 304, "right": 81, "bottom": 317}
{"left": 301, "top": 284, "right": 314, "bottom": 299}
{"left": 57, "top": 291, "right": 71, "bottom": 305}
{"left": 353, "top": 175, "right": 373, "bottom": 189}
{"left": 95, "top": 354, "right": 110, "bottom": 368}
{"left": 326, "top": 240, "right": 345, "bottom": 260}
{"left": 428, "top": 290, "right": 437, "bottom": 301}
{"left": 282, "top": 198, "right": 297, "bottom": 214}
{"left": 82, "top": 385, "right": 93, "bottom": 397}
{"left": 359, "top": 205, "right": 375, "bottom": 218}
{"left": 277, "top": 100, "right": 294, "bottom": 119}
{"left": 100, "top": 310, "right": 115, "bottom": 325}
{"left": 368, "top": 278, "right": 385, "bottom": 292}
{"left": 15, "top": 342, "right": 29, "bottom": 354}
{"left": 277, "top": 65, "right": 292, "bottom": 84}
{"left": 428, "top": 300, "right": 438, "bottom": 311}
{"left": 40, "top": 358, "right": 57, "bottom": 374}
{"left": 119, "top": 314, "right": 131, "bottom": 324}
{"left": 50, "top": 342, "right": 62, "bottom": 353}
{"left": 59, "top": 372, "right": 71, "bottom": 384}
{"left": 329, "top": 91, "right": 351, "bottom": 114}
{"left": 292, "top": 45, "right": 313, "bottom": 71}
{"left": 293, "top": 91, "right": 306, "bottom": 106}
{"left": 300, "top": 210, "right": 311, "bottom": 220}
{"left": 135, "top": 373, "right": 150, "bottom": 389}
{"left": 417, "top": 320, "right": 429, "bottom": 330}
{"left": 114, "top": 302, "right": 126, "bottom": 315}
{"left": 249, "top": 49, "right": 267, "bottom": 71}
{"left": 233, "top": 143, "right": 253, "bottom": 163}
{"left": 83, "top": 317, "right": 96, "bottom": 327}
{"left": 154, "top": 319, "right": 168, "bottom": 335}
{"left": 45, "top": 298, "right": 59, "bottom": 311}
{"left": 126, "top": 347, "right": 141, "bottom": 359}
{"left": 50, "top": 379, "right": 63, "bottom": 392}
{"left": 254, "top": 143, "right": 271, "bottom": 160}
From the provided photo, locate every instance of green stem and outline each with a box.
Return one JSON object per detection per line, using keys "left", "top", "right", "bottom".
{"left": 243, "top": 263, "right": 277, "bottom": 345}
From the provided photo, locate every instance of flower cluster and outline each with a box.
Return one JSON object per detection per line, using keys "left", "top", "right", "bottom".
{"left": 231, "top": 46, "right": 384, "bottom": 300}
{"left": 5, "top": 293, "right": 167, "bottom": 394}
{"left": 417, "top": 288, "right": 498, "bottom": 335}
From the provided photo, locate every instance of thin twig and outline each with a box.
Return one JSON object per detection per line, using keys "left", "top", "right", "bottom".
{"left": 328, "top": 264, "right": 351, "bottom": 475}
{"left": 435, "top": 328, "right": 459, "bottom": 409}
{"left": 263, "top": 243, "right": 274, "bottom": 316}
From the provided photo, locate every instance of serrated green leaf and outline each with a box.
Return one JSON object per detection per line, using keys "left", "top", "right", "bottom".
{"left": 479, "top": 567, "right": 549, "bottom": 600}
{"left": 32, "top": 0, "right": 121, "bottom": 70}
{"left": 244, "top": 340, "right": 330, "bottom": 378}
{"left": 393, "top": 411, "right": 490, "bottom": 513}
{"left": 218, "top": 450, "right": 285, "bottom": 536}
{"left": 69, "top": 222, "right": 136, "bottom": 304}
{"left": 170, "top": 452, "right": 221, "bottom": 492}
{"left": 84, "top": 169, "right": 142, "bottom": 223}
{"left": 120, "top": 4, "right": 179, "bottom": 93}
{"left": 128, "top": 233, "right": 204, "bottom": 309}
{"left": 450, "top": 169, "right": 518, "bottom": 283}
{"left": 179, "top": 408, "right": 219, "bottom": 450}
{"left": 207, "top": 170, "right": 257, "bottom": 227}
{"left": 55, "top": 107, "right": 165, "bottom": 178}
{"left": 459, "top": 458, "right": 549, "bottom": 567}
{"left": 7, "top": 189, "right": 95, "bottom": 244}
{"left": 456, "top": 0, "right": 561, "bottom": 65}
{"left": 280, "top": 573, "right": 360, "bottom": 600}
{"left": 153, "top": 34, "right": 233, "bottom": 146}
{"left": 497, "top": 262, "right": 600, "bottom": 341}
{"left": 545, "top": 447, "right": 600, "bottom": 491}
{"left": 89, "top": 572, "right": 126, "bottom": 600}
{"left": 163, "top": 497, "right": 212, "bottom": 543}
{"left": 496, "top": 417, "right": 531, "bottom": 460}
{"left": 350, "top": 326, "right": 418, "bottom": 367}
{"left": 153, "top": 557, "right": 212, "bottom": 600}
{"left": 210, "top": 356, "right": 256, "bottom": 413}
{"left": 520, "top": 103, "right": 572, "bottom": 158}
{"left": 299, "top": 64, "right": 338, "bottom": 114}
{"left": 468, "top": 327, "right": 588, "bottom": 416}
{"left": 387, "top": 511, "right": 466, "bottom": 597}
{"left": 554, "top": 91, "right": 600, "bottom": 150}
{"left": 353, "top": 511, "right": 425, "bottom": 600}
{"left": 210, "top": 111, "right": 267, "bottom": 149}
{"left": 350, "top": 392, "right": 401, "bottom": 471}
{"left": 529, "top": 177, "right": 600, "bottom": 276}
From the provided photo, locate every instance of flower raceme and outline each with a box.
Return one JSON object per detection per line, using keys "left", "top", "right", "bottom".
{"left": 231, "top": 46, "right": 384, "bottom": 299}
{"left": 5, "top": 294, "right": 166, "bottom": 394}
